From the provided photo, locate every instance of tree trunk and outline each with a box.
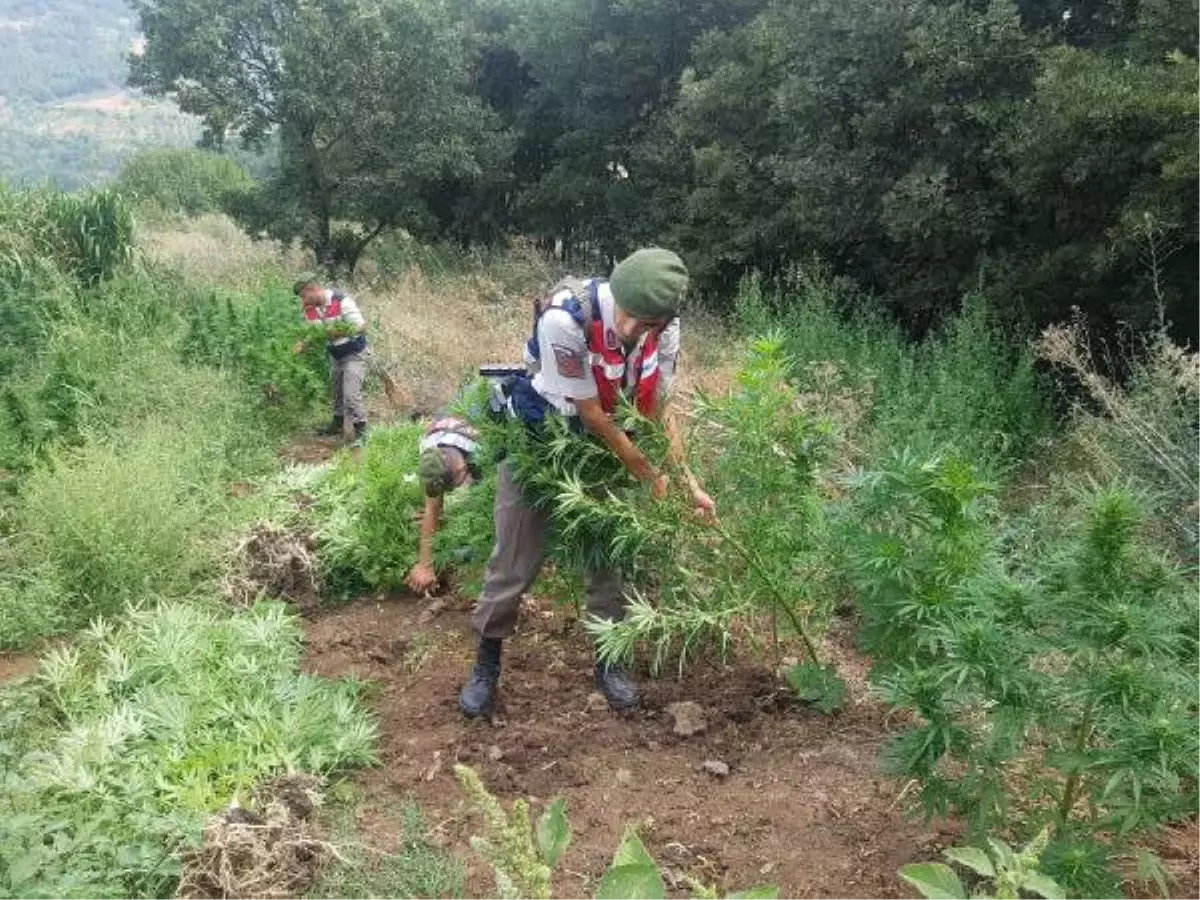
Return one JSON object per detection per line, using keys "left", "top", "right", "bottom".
{"left": 297, "top": 119, "right": 335, "bottom": 276}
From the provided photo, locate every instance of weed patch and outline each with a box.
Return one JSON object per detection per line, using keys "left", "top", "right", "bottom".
{"left": 306, "top": 796, "right": 466, "bottom": 900}
{"left": 0, "top": 601, "right": 376, "bottom": 898}
{"left": 738, "top": 272, "right": 1052, "bottom": 478}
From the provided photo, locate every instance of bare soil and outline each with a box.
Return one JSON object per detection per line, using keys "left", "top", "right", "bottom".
{"left": 0, "top": 649, "right": 38, "bottom": 682}
{"left": 301, "top": 592, "right": 958, "bottom": 898}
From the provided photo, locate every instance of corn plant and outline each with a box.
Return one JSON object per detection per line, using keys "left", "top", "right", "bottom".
{"left": 844, "top": 453, "right": 1198, "bottom": 894}
{"left": 45, "top": 188, "right": 135, "bottom": 286}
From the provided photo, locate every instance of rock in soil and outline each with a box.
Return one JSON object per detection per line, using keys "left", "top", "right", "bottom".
{"left": 666, "top": 701, "right": 708, "bottom": 737}
{"left": 702, "top": 759, "right": 731, "bottom": 778}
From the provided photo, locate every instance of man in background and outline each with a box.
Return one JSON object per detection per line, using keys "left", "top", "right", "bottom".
{"left": 292, "top": 274, "right": 369, "bottom": 446}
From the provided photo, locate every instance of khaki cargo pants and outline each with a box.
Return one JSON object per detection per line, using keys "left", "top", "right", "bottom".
{"left": 330, "top": 350, "right": 367, "bottom": 425}
{"left": 471, "top": 463, "right": 626, "bottom": 640}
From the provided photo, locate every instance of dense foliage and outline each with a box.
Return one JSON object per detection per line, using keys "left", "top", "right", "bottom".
{"left": 0, "top": 181, "right": 379, "bottom": 898}
{"left": 115, "top": 148, "right": 255, "bottom": 218}
{"left": 120, "top": 0, "right": 1198, "bottom": 337}
{"left": 0, "top": 602, "right": 375, "bottom": 897}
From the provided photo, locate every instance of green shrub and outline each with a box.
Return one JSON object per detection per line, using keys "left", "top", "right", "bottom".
{"left": 0, "top": 600, "right": 376, "bottom": 898}
{"left": 844, "top": 453, "right": 1198, "bottom": 894}
{"left": 737, "top": 273, "right": 1052, "bottom": 478}
{"left": 10, "top": 428, "right": 222, "bottom": 630}
{"left": 115, "top": 148, "right": 255, "bottom": 219}
{"left": 1, "top": 359, "right": 275, "bottom": 647}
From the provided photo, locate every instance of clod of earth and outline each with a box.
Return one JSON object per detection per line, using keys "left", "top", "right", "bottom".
{"left": 417, "top": 598, "right": 446, "bottom": 623}
{"left": 223, "top": 522, "right": 322, "bottom": 611}
{"left": 177, "top": 773, "right": 330, "bottom": 900}
{"left": 666, "top": 701, "right": 708, "bottom": 737}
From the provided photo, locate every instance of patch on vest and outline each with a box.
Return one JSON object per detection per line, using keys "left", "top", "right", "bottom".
{"left": 604, "top": 328, "right": 619, "bottom": 350}
{"left": 551, "top": 343, "right": 587, "bottom": 379}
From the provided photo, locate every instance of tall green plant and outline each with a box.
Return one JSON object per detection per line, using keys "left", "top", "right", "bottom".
{"left": 180, "top": 285, "right": 329, "bottom": 422}
{"left": 492, "top": 336, "right": 845, "bottom": 707}
{"left": 845, "top": 455, "right": 1198, "bottom": 893}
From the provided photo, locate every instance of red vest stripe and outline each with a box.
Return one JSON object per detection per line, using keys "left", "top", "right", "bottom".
{"left": 303, "top": 297, "right": 343, "bottom": 322}
{"left": 587, "top": 319, "right": 661, "bottom": 417}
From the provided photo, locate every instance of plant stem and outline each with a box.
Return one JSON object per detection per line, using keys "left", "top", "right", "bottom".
{"left": 713, "top": 521, "right": 823, "bottom": 666}
{"left": 1057, "top": 704, "right": 1095, "bottom": 826}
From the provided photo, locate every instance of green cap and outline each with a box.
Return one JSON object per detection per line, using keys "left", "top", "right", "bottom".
{"left": 293, "top": 272, "right": 321, "bottom": 296}
{"left": 418, "top": 447, "right": 450, "bottom": 497}
{"left": 609, "top": 248, "right": 689, "bottom": 320}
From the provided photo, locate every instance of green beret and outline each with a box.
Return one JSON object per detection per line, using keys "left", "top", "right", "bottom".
{"left": 418, "top": 447, "right": 450, "bottom": 497}
{"left": 293, "top": 272, "right": 321, "bottom": 296}
{"left": 609, "top": 248, "right": 689, "bottom": 320}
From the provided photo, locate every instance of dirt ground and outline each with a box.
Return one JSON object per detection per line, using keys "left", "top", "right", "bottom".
{"left": 284, "top": 431, "right": 1196, "bottom": 900}
{"left": 0, "top": 649, "right": 38, "bottom": 682}
{"left": 301, "top": 590, "right": 958, "bottom": 899}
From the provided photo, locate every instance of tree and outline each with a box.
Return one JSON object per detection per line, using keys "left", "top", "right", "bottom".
{"left": 129, "top": 0, "right": 511, "bottom": 273}
{"left": 471, "top": 0, "right": 766, "bottom": 269}
{"left": 671, "top": 0, "right": 1043, "bottom": 323}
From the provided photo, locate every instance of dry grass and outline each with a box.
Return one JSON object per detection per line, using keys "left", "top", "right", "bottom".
{"left": 1036, "top": 318, "right": 1199, "bottom": 554}
{"left": 178, "top": 773, "right": 335, "bottom": 900}
{"left": 221, "top": 522, "right": 323, "bottom": 613}
{"left": 140, "top": 214, "right": 310, "bottom": 291}
{"left": 355, "top": 267, "right": 536, "bottom": 414}
{"left": 142, "top": 216, "right": 744, "bottom": 416}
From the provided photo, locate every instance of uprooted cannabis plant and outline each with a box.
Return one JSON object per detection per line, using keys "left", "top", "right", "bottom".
{"left": 0, "top": 601, "right": 376, "bottom": 898}
{"left": 488, "top": 334, "right": 846, "bottom": 710}
{"left": 843, "top": 451, "right": 1198, "bottom": 894}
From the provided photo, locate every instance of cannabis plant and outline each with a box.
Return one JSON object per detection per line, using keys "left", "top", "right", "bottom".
{"left": 0, "top": 601, "right": 376, "bottom": 897}
{"left": 494, "top": 335, "right": 845, "bottom": 707}
{"left": 181, "top": 285, "right": 329, "bottom": 422}
{"left": 845, "top": 452, "right": 1198, "bottom": 893}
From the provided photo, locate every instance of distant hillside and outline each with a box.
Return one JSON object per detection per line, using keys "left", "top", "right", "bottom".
{"left": 0, "top": 0, "right": 135, "bottom": 103}
{"left": 0, "top": 0, "right": 199, "bottom": 189}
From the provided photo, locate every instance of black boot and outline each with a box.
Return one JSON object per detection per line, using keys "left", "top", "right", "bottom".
{"left": 459, "top": 638, "right": 502, "bottom": 718}
{"left": 350, "top": 420, "right": 367, "bottom": 447}
{"left": 316, "top": 415, "right": 343, "bottom": 437}
{"left": 595, "top": 660, "right": 640, "bottom": 711}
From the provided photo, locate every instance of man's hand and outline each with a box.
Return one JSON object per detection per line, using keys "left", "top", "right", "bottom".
{"left": 691, "top": 485, "right": 718, "bottom": 524}
{"left": 292, "top": 340, "right": 306, "bottom": 355}
{"left": 406, "top": 563, "right": 438, "bottom": 594}
{"left": 652, "top": 473, "right": 670, "bottom": 500}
